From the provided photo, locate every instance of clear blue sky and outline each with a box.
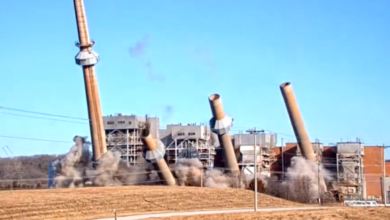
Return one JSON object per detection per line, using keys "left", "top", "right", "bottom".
{"left": 0, "top": 0, "right": 389, "bottom": 158}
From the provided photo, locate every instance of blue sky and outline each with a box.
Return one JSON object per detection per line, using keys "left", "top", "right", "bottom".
{"left": 0, "top": 0, "right": 389, "bottom": 159}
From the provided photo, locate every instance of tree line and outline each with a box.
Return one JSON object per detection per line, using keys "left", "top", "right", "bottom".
{"left": 0, "top": 154, "right": 63, "bottom": 189}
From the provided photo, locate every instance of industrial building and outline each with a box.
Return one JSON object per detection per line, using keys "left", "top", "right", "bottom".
{"left": 103, "top": 113, "right": 390, "bottom": 202}
{"left": 160, "top": 123, "right": 216, "bottom": 169}
{"left": 233, "top": 132, "right": 277, "bottom": 177}
{"left": 103, "top": 114, "right": 275, "bottom": 173}
{"left": 103, "top": 114, "right": 216, "bottom": 169}
{"left": 273, "top": 142, "right": 390, "bottom": 202}
{"left": 103, "top": 114, "right": 160, "bottom": 165}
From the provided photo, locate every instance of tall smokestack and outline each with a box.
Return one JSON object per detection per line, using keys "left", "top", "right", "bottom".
{"left": 141, "top": 120, "right": 176, "bottom": 186}
{"left": 208, "top": 94, "right": 239, "bottom": 174}
{"left": 279, "top": 82, "right": 315, "bottom": 162}
{"left": 280, "top": 82, "right": 327, "bottom": 192}
{"left": 73, "top": 0, "right": 107, "bottom": 161}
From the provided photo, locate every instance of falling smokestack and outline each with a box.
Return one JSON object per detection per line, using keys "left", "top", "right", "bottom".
{"left": 141, "top": 119, "right": 176, "bottom": 186}
{"left": 208, "top": 94, "right": 239, "bottom": 174}
{"left": 73, "top": 0, "right": 107, "bottom": 161}
{"left": 280, "top": 82, "right": 315, "bottom": 162}
{"left": 280, "top": 82, "right": 327, "bottom": 191}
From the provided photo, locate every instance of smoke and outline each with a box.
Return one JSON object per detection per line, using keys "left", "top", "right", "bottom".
{"left": 52, "top": 136, "right": 90, "bottom": 188}
{"left": 129, "top": 35, "right": 165, "bottom": 82}
{"left": 145, "top": 61, "right": 165, "bottom": 82}
{"left": 264, "top": 156, "right": 334, "bottom": 203}
{"left": 284, "top": 157, "right": 333, "bottom": 192}
{"left": 92, "top": 151, "right": 122, "bottom": 186}
{"left": 165, "top": 105, "right": 173, "bottom": 115}
{"left": 92, "top": 151, "right": 159, "bottom": 186}
{"left": 210, "top": 132, "right": 219, "bottom": 147}
{"left": 162, "top": 105, "right": 174, "bottom": 123}
{"left": 52, "top": 136, "right": 159, "bottom": 188}
{"left": 172, "top": 158, "right": 244, "bottom": 189}
{"left": 52, "top": 136, "right": 243, "bottom": 189}
{"left": 129, "top": 35, "right": 149, "bottom": 58}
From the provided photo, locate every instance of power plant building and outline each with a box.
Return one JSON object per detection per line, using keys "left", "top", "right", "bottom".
{"left": 233, "top": 132, "right": 277, "bottom": 177}
{"left": 103, "top": 114, "right": 216, "bottom": 168}
{"left": 274, "top": 142, "right": 390, "bottom": 202}
{"left": 103, "top": 114, "right": 160, "bottom": 165}
{"left": 103, "top": 114, "right": 390, "bottom": 202}
{"left": 161, "top": 123, "right": 216, "bottom": 169}
{"left": 336, "top": 142, "right": 365, "bottom": 199}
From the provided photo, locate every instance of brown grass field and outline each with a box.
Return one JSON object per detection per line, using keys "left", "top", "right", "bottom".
{"left": 157, "top": 207, "right": 390, "bottom": 220}
{"left": 0, "top": 186, "right": 306, "bottom": 220}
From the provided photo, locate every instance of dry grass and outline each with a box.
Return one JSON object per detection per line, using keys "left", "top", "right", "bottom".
{"left": 0, "top": 186, "right": 304, "bottom": 220}
{"left": 158, "top": 207, "right": 390, "bottom": 220}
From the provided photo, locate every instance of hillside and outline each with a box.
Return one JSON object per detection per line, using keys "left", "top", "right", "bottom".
{"left": 0, "top": 154, "right": 62, "bottom": 188}
{"left": 0, "top": 186, "right": 304, "bottom": 220}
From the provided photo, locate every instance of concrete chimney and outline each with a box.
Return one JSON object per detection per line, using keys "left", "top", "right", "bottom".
{"left": 141, "top": 121, "right": 176, "bottom": 186}
{"left": 73, "top": 0, "right": 107, "bottom": 161}
{"left": 280, "top": 82, "right": 327, "bottom": 192}
{"left": 208, "top": 94, "right": 239, "bottom": 174}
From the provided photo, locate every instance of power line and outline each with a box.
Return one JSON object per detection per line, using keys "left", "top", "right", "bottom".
{"left": 0, "top": 106, "right": 88, "bottom": 121}
{"left": 0, "top": 107, "right": 302, "bottom": 137}
{"left": 0, "top": 106, "right": 387, "bottom": 146}
{"left": 0, "top": 112, "right": 89, "bottom": 125}
{"left": 0, "top": 135, "right": 72, "bottom": 144}
{"left": 0, "top": 108, "right": 298, "bottom": 137}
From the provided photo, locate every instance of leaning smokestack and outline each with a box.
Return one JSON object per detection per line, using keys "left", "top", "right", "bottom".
{"left": 280, "top": 82, "right": 316, "bottom": 162}
{"left": 73, "top": 0, "right": 107, "bottom": 161}
{"left": 208, "top": 94, "right": 239, "bottom": 174}
{"left": 280, "top": 82, "right": 327, "bottom": 192}
{"left": 141, "top": 119, "right": 176, "bottom": 186}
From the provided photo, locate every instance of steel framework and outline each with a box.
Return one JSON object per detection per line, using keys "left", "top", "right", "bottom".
{"left": 336, "top": 142, "right": 365, "bottom": 200}
{"left": 166, "top": 138, "right": 216, "bottom": 169}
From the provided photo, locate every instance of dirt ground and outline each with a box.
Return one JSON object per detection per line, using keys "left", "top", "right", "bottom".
{"left": 0, "top": 186, "right": 304, "bottom": 220}
{"left": 157, "top": 208, "right": 390, "bottom": 220}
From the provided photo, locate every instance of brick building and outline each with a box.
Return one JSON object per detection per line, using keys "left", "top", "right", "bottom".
{"left": 271, "top": 143, "right": 390, "bottom": 201}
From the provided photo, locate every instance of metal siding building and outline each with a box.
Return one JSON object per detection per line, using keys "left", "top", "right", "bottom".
{"left": 103, "top": 116, "right": 216, "bottom": 169}
{"left": 233, "top": 133, "right": 277, "bottom": 177}
{"left": 162, "top": 123, "right": 216, "bottom": 169}
{"left": 103, "top": 114, "right": 160, "bottom": 165}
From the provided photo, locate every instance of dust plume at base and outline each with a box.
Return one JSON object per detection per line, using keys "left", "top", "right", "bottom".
{"left": 264, "top": 156, "right": 335, "bottom": 203}
{"left": 92, "top": 151, "right": 160, "bottom": 187}
{"left": 52, "top": 136, "right": 90, "bottom": 188}
{"left": 52, "top": 136, "right": 246, "bottom": 189}
{"left": 52, "top": 136, "right": 334, "bottom": 195}
{"left": 172, "top": 158, "right": 245, "bottom": 189}
{"left": 52, "top": 136, "right": 159, "bottom": 188}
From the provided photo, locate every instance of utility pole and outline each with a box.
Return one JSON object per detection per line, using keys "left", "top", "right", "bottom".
{"left": 382, "top": 144, "right": 390, "bottom": 205}
{"left": 246, "top": 127, "right": 264, "bottom": 212}
{"left": 126, "top": 129, "right": 129, "bottom": 167}
{"left": 336, "top": 153, "right": 339, "bottom": 184}
{"left": 6, "top": 146, "right": 14, "bottom": 157}
{"left": 318, "top": 160, "right": 321, "bottom": 205}
{"left": 316, "top": 139, "right": 321, "bottom": 205}
{"left": 2, "top": 147, "right": 9, "bottom": 157}
{"left": 281, "top": 138, "right": 284, "bottom": 180}
{"left": 347, "top": 173, "right": 349, "bottom": 199}
{"left": 201, "top": 172, "right": 203, "bottom": 187}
